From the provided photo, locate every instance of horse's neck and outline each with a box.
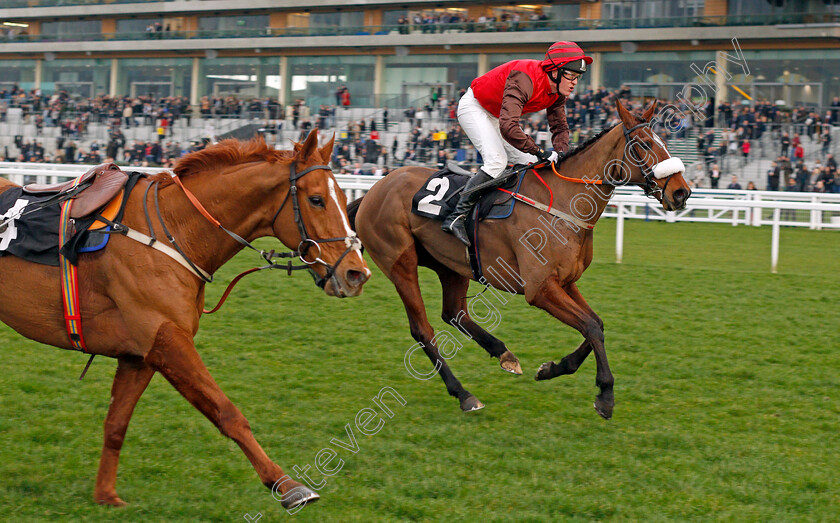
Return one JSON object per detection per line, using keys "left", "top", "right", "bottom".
{"left": 157, "top": 167, "right": 279, "bottom": 275}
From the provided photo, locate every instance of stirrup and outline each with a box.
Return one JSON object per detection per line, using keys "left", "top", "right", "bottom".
{"left": 449, "top": 215, "right": 470, "bottom": 246}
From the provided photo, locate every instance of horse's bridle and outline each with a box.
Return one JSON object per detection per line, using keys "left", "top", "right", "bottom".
{"left": 620, "top": 121, "right": 672, "bottom": 200}
{"left": 266, "top": 162, "right": 362, "bottom": 289}
{"left": 149, "top": 162, "right": 359, "bottom": 291}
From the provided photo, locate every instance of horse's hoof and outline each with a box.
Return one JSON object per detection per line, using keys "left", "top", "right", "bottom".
{"left": 280, "top": 485, "right": 320, "bottom": 510}
{"left": 499, "top": 350, "right": 522, "bottom": 375}
{"left": 460, "top": 395, "right": 485, "bottom": 412}
{"left": 534, "top": 361, "right": 556, "bottom": 381}
{"left": 95, "top": 494, "right": 128, "bottom": 507}
{"left": 594, "top": 399, "right": 613, "bottom": 420}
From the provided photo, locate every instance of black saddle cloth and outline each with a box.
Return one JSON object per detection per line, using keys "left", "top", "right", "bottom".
{"left": 410, "top": 165, "right": 525, "bottom": 222}
{"left": 0, "top": 172, "right": 144, "bottom": 266}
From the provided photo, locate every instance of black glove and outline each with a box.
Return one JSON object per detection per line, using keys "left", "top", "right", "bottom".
{"left": 535, "top": 148, "right": 560, "bottom": 164}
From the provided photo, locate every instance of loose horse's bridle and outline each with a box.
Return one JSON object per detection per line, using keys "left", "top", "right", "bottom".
{"left": 266, "top": 162, "right": 362, "bottom": 289}
{"left": 127, "top": 162, "right": 361, "bottom": 312}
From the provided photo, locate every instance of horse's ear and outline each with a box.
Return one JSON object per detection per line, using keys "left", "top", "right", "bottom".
{"left": 297, "top": 129, "right": 319, "bottom": 160}
{"left": 615, "top": 99, "right": 635, "bottom": 128}
{"left": 643, "top": 99, "right": 658, "bottom": 121}
{"left": 319, "top": 133, "right": 335, "bottom": 162}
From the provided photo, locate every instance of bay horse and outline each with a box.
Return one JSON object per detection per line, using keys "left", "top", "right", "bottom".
{"left": 0, "top": 130, "right": 369, "bottom": 509}
{"left": 350, "top": 100, "right": 690, "bottom": 418}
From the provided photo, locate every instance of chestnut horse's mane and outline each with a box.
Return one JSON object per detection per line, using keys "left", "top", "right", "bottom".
{"left": 151, "top": 138, "right": 295, "bottom": 185}
{"left": 563, "top": 114, "right": 645, "bottom": 162}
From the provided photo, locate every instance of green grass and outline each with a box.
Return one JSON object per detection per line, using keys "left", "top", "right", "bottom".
{"left": 1, "top": 220, "right": 838, "bottom": 522}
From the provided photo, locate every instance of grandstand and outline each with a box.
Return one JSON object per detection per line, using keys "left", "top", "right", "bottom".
{"left": 1, "top": 0, "right": 838, "bottom": 191}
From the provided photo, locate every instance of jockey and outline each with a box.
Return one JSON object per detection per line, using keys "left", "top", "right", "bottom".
{"left": 441, "top": 41, "right": 593, "bottom": 245}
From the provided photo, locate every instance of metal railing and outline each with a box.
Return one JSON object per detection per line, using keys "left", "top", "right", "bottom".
{"left": 6, "top": 12, "right": 840, "bottom": 44}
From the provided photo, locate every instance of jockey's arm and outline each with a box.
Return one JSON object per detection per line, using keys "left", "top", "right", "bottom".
{"left": 498, "top": 71, "right": 540, "bottom": 155}
{"left": 546, "top": 96, "right": 570, "bottom": 154}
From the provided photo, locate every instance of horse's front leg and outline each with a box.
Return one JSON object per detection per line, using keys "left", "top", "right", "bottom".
{"left": 528, "top": 278, "right": 613, "bottom": 419}
{"left": 94, "top": 356, "right": 155, "bottom": 506}
{"left": 144, "top": 321, "right": 319, "bottom": 511}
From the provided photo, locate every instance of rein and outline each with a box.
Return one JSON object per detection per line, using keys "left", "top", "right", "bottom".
{"left": 169, "top": 162, "right": 360, "bottom": 313}
{"left": 494, "top": 120, "right": 672, "bottom": 230}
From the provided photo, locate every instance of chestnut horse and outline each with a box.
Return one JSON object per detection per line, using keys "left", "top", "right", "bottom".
{"left": 0, "top": 130, "right": 369, "bottom": 509}
{"left": 350, "top": 100, "right": 690, "bottom": 418}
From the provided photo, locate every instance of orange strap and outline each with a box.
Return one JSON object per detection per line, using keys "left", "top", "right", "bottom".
{"left": 550, "top": 162, "right": 603, "bottom": 185}
{"left": 172, "top": 175, "right": 221, "bottom": 227}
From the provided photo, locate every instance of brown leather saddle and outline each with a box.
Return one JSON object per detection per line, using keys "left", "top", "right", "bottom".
{"left": 23, "top": 163, "right": 129, "bottom": 219}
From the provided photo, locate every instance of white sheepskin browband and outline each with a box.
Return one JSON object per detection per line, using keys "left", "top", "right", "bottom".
{"left": 652, "top": 157, "right": 685, "bottom": 179}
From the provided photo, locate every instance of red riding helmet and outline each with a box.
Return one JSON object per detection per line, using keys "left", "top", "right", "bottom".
{"left": 540, "top": 41, "right": 593, "bottom": 74}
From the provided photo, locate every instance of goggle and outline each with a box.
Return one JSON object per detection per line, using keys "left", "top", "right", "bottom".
{"left": 560, "top": 70, "right": 582, "bottom": 81}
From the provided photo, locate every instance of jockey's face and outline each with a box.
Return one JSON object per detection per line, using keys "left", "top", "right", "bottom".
{"left": 548, "top": 69, "right": 579, "bottom": 97}
{"left": 557, "top": 71, "right": 579, "bottom": 97}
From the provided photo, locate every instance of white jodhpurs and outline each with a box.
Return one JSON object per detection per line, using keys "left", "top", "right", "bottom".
{"left": 457, "top": 88, "right": 539, "bottom": 178}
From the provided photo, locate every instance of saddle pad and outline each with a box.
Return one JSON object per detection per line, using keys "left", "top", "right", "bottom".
{"left": 411, "top": 168, "right": 527, "bottom": 222}
{"left": 0, "top": 189, "right": 60, "bottom": 266}
{"left": 411, "top": 168, "right": 470, "bottom": 220}
{"left": 0, "top": 172, "right": 144, "bottom": 266}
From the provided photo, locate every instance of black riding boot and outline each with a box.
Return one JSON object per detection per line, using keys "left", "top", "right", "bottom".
{"left": 441, "top": 170, "right": 494, "bottom": 246}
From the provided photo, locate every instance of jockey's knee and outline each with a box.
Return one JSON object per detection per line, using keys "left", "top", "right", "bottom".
{"left": 481, "top": 158, "right": 506, "bottom": 178}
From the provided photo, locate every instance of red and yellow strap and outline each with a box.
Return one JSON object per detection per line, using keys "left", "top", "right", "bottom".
{"left": 58, "top": 177, "right": 87, "bottom": 352}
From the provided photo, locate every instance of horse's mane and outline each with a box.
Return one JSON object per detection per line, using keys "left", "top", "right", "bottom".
{"left": 563, "top": 124, "right": 618, "bottom": 160}
{"left": 562, "top": 115, "right": 645, "bottom": 161}
{"left": 151, "top": 138, "right": 294, "bottom": 185}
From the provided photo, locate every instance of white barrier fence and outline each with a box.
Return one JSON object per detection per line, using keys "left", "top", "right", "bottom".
{"left": 2, "top": 163, "right": 838, "bottom": 273}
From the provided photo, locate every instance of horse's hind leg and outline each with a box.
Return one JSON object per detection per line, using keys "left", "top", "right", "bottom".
{"left": 528, "top": 279, "right": 613, "bottom": 420}
{"left": 389, "top": 249, "right": 484, "bottom": 412}
{"left": 145, "top": 321, "right": 319, "bottom": 511}
{"left": 94, "top": 357, "right": 155, "bottom": 506}
{"left": 435, "top": 267, "right": 522, "bottom": 375}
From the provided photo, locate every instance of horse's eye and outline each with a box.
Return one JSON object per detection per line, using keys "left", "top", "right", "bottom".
{"left": 308, "top": 195, "right": 325, "bottom": 208}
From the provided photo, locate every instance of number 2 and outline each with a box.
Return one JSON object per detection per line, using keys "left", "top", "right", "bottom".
{"left": 417, "top": 178, "right": 450, "bottom": 216}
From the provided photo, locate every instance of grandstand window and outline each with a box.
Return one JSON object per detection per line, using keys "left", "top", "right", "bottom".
{"left": 382, "top": 9, "right": 408, "bottom": 26}
{"left": 40, "top": 20, "right": 100, "bottom": 39}
{"left": 119, "top": 58, "right": 192, "bottom": 98}
{"left": 289, "top": 55, "right": 374, "bottom": 106}
{"left": 42, "top": 58, "right": 110, "bottom": 98}
{"left": 310, "top": 12, "right": 364, "bottom": 28}
{"left": 602, "top": 0, "right": 704, "bottom": 19}
{"left": 116, "top": 18, "right": 163, "bottom": 34}
{"left": 383, "top": 54, "right": 478, "bottom": 101}
{"left": 203, "top": 57, "right": 281, "bottom": 100}
{"left": 198, "top": 15, "right": 269, "bottom": 33}
{"left": 0, "top": 60, "right": 35, "bottom": 92}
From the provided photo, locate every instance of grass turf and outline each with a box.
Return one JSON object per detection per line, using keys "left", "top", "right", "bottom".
{"left": 0, "top": 220, "right": 838, "bottom": 521}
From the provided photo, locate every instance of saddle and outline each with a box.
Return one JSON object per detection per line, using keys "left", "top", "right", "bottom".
{"left": 23, "top": 163, "right": 129, "bottom": 219}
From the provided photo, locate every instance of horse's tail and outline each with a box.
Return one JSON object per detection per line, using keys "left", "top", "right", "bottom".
{"left": 346, "top": 196, "right": 364, "bottom": 232}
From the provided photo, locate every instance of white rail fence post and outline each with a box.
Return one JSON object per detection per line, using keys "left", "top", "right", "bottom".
{"left": 615, "top": 202, "right": 624, "bottom": 264}
{"left": 771, "top": 208, "right": 781, "bottom": 274}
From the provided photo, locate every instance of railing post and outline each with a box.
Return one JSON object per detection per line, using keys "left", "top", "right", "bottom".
{"left": 811, "top": 195, "right": 821, "bottom": 231}
{"left": 615, "top": 203, "right": 624, "bottom": 264}
{"left": 752, "top": 193, "right": 761, "bottom": 226}
{"left": 771, "top": 207, "right": 780, "bottom": 274}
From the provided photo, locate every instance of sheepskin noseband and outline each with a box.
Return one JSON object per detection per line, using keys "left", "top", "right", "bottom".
{"left": 652, "top": 157, "right": 685, "bottom": 179}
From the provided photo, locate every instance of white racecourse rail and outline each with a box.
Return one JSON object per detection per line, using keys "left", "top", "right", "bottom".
{"left": 2, "top": 163, "right": 838, "bottom": 273}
